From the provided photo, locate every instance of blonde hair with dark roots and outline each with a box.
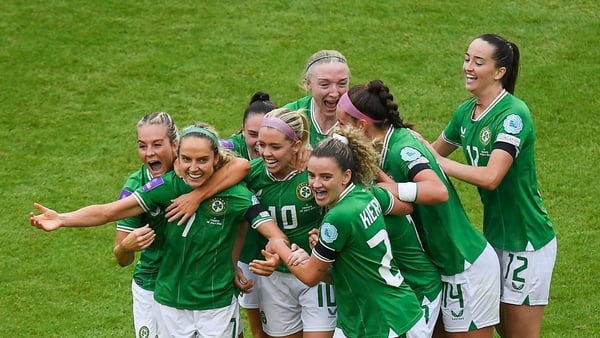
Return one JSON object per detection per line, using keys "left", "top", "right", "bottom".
{"left": 179, "top": 122, "right": 235, "bottom": 171}
{"left": 312, "top": 125, "right": 379, "bottom": 187}
{"left": 263, "top": 107, "right": 310, "bottom": 148}
{"left": 137, "top": 112, "right": 179, "bottom": 145}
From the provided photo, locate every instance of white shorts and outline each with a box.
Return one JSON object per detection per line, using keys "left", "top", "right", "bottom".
{"left": 237, "top": 261, "right": 261, "bottom": 309}
{"left": 257, "top": 271, "right": 336, "bottom": 336}
{"left": 422, "top": 290, "right": 442, "bottom": 336}
{"left": 440, "top": 244, "right": 500, "bottom": 332}
{"left": 332, "top": 314, "right": 429, "bottom": 338}
{"left": 131, "top": 280, "right": 157, "bottom": 338}
{"left": 495, "top": 236, "right": 557, "bottom": 306}
{"left": 156, "top": 296, "right": 240, "bottom": 338}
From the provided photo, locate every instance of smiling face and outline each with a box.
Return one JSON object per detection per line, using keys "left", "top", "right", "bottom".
{"left": 307, "top": 156, "right": 351, "bottom": 208}
{"left": 463, "top": 38, "right": 506, "bottom": 96}
{"left": 177, "top": 136, "right": 218, "bottom": 189}
{"left": 306, "top": 62, "right": 350, "bottom": 119}
{"left": 257, "top": 126, "right": 300, "bottom": 179}
{"left": 242, "top": 113, "right": 265, "bottom": 159}
{"left": 137, "top": 124, "right": 177, "bottom": 177}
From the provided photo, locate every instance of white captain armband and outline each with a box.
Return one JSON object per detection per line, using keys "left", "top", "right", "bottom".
{"left": 397, "top": 182, "right": 418, "bottom": 202}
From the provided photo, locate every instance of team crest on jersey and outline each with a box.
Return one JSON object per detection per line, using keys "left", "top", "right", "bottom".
{"left": 503, "top": 114, "right": 523, "bottom": 134}
{"left": 400, "top": 147, "right": 421, "bottom": 162}
{"left": 296, "top": 182, "right": 313, "bottom": 201}
{"left": 479, "top": 126, "right": 491, "bottom": 145}
{"left": 208, "top": 197, "right": 227, "bottom": 216}
{"left": 320, "top": 223, "right": 338, "bottom": 243}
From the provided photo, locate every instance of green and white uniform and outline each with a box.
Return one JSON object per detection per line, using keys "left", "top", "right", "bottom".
{"left": 379, "top": 126, "right": 487, "bottom": 275}
{"left": 116, "top": 164, "right": 167, "bottom": 338}
{"left": 245, "top": 158, "right": 336, "bottom": 335}
{"left": 314, "top": 183, "right": 426, "bottom": 338}
{"left": 284, "top": 95, "right": 336, "bottom": 146}
{"left": 442, "top": 90, "right": 556, "bottom": 305}
{"left": 441, "top": 90, "right": 555, "bottom": 251}
{"left": 220, "top": 132, "right": 264, "bottom": 309}
{"left": 371, "top": 187, "right": 442, "bottom": 331}
{"left": 131, "top": 171, "right": 272, "bottom": 335}
{"left": 379, "top": 126, "right": 500, "bottom": 331}
{"left": 221, "top": 132, "right": 253, "bottom": 161}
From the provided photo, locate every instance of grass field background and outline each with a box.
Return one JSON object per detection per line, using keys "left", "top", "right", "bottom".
{"left": 1, "top": 1, "right": 598, "bottom": 337}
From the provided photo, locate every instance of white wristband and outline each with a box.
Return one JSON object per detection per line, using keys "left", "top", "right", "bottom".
{"left": 397, "top": 182, "right": 418, "bottom": 202}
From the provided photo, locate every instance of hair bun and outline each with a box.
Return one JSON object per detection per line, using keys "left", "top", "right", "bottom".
{"left": 250, "top": 91, "right": 270, "bottom": 103}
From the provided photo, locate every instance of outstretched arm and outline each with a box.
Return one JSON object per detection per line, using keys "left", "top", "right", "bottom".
{"left": 165, "top": 157, "right": 250, "bottom": 224}
{"left": 30, "top": 196, "right": 144, "bottom": 231}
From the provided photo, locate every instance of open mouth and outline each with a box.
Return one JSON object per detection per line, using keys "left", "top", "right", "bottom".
{"left": 148, "top": 161, "right": 163, "bottom": 173}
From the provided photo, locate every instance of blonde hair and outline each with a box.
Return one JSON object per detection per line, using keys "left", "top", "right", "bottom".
{"left": 301, "top": 50, "right": 349, "bottom": 89}
{"left": 262, "top": 108, "right": 310, "bottom": 148}
{"left": 311, "top": 125, "right": 379, "bottom": 187}
{"left": 137, "top": 112, "right": 179, "bottom": 145}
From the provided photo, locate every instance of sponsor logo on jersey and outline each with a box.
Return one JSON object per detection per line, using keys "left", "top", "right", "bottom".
{"left": 118, "top": 189, "right": 132, "bottom": 200}
{"left": 296, "top": 182, "right": 313, "bottom": 201}
{"left": 143, "top": 176, "right": 165, "bottom": 192}
{"left": 511, "top": 282, "right": 525, "bottom": 291}
{"left": 503, "top": 114, "right": 523, "bottom": 134}
{"left": 400, "top": 146, "right": 421, "bottom": 162}
{"left": 209, "top": 197, "right": 227, "bottom": 216}
{"left": 479, "top": 126, "right": 491, "bottom": 145}
{"left": 451, "top": 309, "right": 464, "bottom": 319}
{"left": 320, "top": 223, "right": 338, "bottom": 243}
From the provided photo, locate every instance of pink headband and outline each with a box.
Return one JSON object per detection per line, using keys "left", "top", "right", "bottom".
{"left": 338, "top": 92, "right": 382, "bottom": 123}
{"left": 261, "top": 117, "right": 299, "bottom": 142}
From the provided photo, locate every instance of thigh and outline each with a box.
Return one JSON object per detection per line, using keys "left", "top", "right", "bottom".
{"left": 497, "top": 237, "right": 557, "bottom": 306}
{"left": 131, "top": 280, "right": 158, "bottom": 338}
{"left": 237, "top": 261, "right": 261, "bottom": 309}
{"left": 440, "top": 244, "right": 500, "bottom": 333}
{"left": 299, "top": 282, "right": 337, "bottom": 332}
{"left": 258, "top": 272, "right": 303, "bottom": 336}
{"left": 195, "top": 297, "right": 240, "bottom": 338}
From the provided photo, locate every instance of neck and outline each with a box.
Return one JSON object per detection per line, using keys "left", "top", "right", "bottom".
{"left": 314, "top": 110, "right": 337, "bottom": 130}
{"left": 474, "top": 85, "right": 504, "bottom": 109}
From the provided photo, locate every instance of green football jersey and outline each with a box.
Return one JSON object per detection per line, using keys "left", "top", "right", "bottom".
{"left": 442, "top": 91, "right": 555, "bottom": 251}
{"left": 284, "top": 95, "right": 336, "bottom": 146}
{"left": 222, "top": 132, "right": 252, "bottom": 161}
{"left": 116, "top": 164, "right": 167, "bottom": 291}
{"left": 245, "top": 158, "right": 322, "bottom": 273}
{"left": 133, "top": 171, "right": 272, "bottom": 310}
{"left": 379, "top": 126, "right": 487, "bottom": 275}
{"left": 314, "top": 183, "right": 423, "bottom": 337}
{"left": 220, "top": 132, "right": 262, "bottom": 264}
{"left": 370, "top": 187, "right": 442, "bottom": 305}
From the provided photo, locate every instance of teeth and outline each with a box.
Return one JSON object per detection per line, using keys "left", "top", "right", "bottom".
{"left": 188, "top": 173, "right": 203, "bottom": 179}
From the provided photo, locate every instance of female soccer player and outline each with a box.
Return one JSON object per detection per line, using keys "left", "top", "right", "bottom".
{"left": 431, "top": 34, "right": 557, "bottom": 338}
{"left": 246, "top": 107, "right": 336, "bottom": 338}
{"left": 218, "top": 91, "right": 278, "bottom": 338}
{"left": 256, "top": 125, "right": 429, "bottom": 338}
{"left": 284, "top": 50, "right": 349, "bottom": 145}
{"left": 336, "top": 80, "right": 501, "bottom": 338}
{"left": 30, "top": 122, "right": 287, "bottom": 338}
